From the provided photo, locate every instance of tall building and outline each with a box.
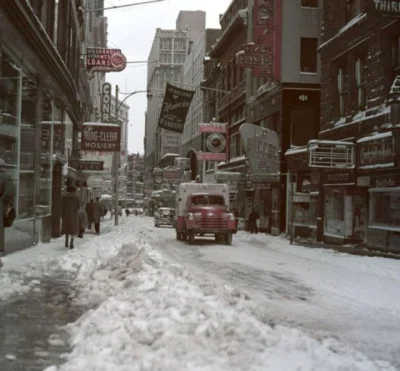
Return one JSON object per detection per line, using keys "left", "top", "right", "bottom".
{"left": 203, "top": 0, "right": 322, "bottom": 236}
{"left": 145, "top": 10, "right": 206, "bottom": 179}
{"left": 316, "top": 2, "right": 400, "bottom": 249}
{"left": 0, "top": 0, "right": 92, "bottom": 250}
{"left": 181, "top": 28, "right": 221, "bottom": 180}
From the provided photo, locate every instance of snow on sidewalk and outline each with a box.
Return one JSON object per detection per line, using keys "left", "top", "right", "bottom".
{"left": 0, "top": 217, "right": 124, "bottom": 301}
{"left": 31, "top": 221, "right": 395, "bottom": 371}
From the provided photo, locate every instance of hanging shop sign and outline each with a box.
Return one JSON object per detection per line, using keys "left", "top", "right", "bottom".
{"left": 101, "top": 83, "right": 112, "bottom": 123}
{"left": 198, "top": 122, "right": 227, "bottom": 161}
{"left": 370, "top": 0, "right": 400, "bottom": 17}
{"left": 163, "top": 168, "right": 181, "bottom": 183}
{"left": 158, "top": 83, "right": 195, "bottom": 133}
{"left": 237, "top": 44, "right": 273, "bottom": 76}
{"left": 153, "top": 168, "right": 164, "bottom": 184}
{"left": 78, "top": 160, "right": 104, "bottom": 171}
{"left": 357, "top": 133, "right": 394, "bottom": 167}
{"left": 81, "top": 123, "right": 121, "bottom": 152}
{"left": 174, "top": 157, "right": 190, "bottom": 170}
{"left": 240, "top": 123, "right": 280, "bottom": 175}
{"left": 86, "top": 48, "right": 127, "bottom": 73}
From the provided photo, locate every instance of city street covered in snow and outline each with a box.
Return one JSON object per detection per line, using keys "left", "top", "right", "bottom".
{"left": 0, "top": 216, "right": 399, "bottom": 371}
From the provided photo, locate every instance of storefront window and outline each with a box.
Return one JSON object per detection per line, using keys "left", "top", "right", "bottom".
{"left": 0, "top": 54, "right": 20, "bottom": 204}
{"left": 370, "top": 189, "right": 400, "bottom": 229}
{"left": 19, "top": 75, "right": 37, "bottom": 218}
{"left": 37, "top": 94, "right": 54, "bottom": 216}
{"left": 325, "top": 187, "right": 367, "bottom": 239}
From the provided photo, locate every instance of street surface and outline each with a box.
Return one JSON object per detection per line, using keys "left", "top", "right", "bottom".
{"left": 0, "top": 216, "right": 399, "bottom": 370}
{"left": 144, "top": 218, "right": 400, "bottom": 367}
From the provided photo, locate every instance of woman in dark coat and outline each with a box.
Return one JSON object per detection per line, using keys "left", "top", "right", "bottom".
{"left": 61, "top": 186, "right": 80, "bottom": 249}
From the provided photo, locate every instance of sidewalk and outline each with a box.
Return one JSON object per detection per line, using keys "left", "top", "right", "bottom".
{"left": 1, "top": 216, "right": 116, "bottom": 258}
{"left": 290, "top": 239, "right": 400, "bottom": 260}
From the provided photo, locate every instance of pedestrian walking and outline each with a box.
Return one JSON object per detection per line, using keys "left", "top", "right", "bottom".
{"left": 0, "top": 158, "right": 15, "bottom": 252}
{"left": 61, "top": 186, "right": 80, "bottom": 249}
{"left": 86, "top": 200, "right": 94, "bottom": 230}
{"left": 92, "top": 197, "right": 102, "bottom": 235}
{"left": 125, "top": 208, "right": 130, "bottom": 217}
{"left": 248, "top": 207, "right": 260, "bottom": 234}
{"left": 78, "top": 201, "right": 88, "bottom": 238}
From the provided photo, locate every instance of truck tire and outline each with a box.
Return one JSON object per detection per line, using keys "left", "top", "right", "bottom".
{"left": 176, "top": 231, "right": 181, "bottom": 240}
{"left": 188, "top": 232, "right": 195, "bottom": 245}
{"left": 225, "top": 234, "right": 232, "bottom": 246}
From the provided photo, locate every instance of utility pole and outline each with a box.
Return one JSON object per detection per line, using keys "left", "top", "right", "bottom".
{"left": 114, "top": 85, "right": 120, "bottom": 226}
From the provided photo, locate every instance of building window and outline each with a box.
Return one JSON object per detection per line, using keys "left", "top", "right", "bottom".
{"left": 337, "top": 67, "right": 347, "bottom": 117}
{"left": 346, "top": 0, "right": 362, "bottom": 22}
{"left": 355, "top": 57, "right": 366, "bottom": 111}
{"left": 369, "top": 190, "right": 400, "bottom": 230}
{"left": 300, "top": 38, "right": 318, "bottom": 73}
{"left": 301, "top": 0, "right": 318, "bottom": 7}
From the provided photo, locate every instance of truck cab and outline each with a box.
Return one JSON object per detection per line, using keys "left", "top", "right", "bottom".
{"left": 175, "top": 183, "right": 237, "bottom": 245}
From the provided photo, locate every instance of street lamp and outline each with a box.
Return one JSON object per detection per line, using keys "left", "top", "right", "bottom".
{"left": 113, "top": 86, "right": 152, "bottom": 226}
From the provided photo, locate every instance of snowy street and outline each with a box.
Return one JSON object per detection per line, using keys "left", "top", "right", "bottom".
{"left": 0, "top": 216, "right": 399, "bottom": 370}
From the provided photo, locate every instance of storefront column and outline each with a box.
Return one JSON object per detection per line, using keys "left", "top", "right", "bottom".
{"left": 32, "top": 77, "right": 43, "bottom": 243}
{"left": 316, "top": 169, "right": 324, "bottom": 242}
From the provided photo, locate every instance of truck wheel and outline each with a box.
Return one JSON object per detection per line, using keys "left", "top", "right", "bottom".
{"left": 225, "top": 234, "right": 232, "bottom": 246}
{"left": 214, "top": 234, "right": 220, "bottom": 242}
{"left": 182, "top": 233, "right": 187, "bottom": 241}
{"left": 188, "top": 233, "right": 195, "bottom": 245}
{"left": 176, "top": 231, "right": 181, "bottom": 240}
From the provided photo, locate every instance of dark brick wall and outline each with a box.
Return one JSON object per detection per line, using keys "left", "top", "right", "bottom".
{"left": 319, "top": 3, "right": 400, "bottom": 137}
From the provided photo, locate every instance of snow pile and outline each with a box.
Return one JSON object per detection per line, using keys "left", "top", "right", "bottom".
{"left": 46, "top": 233, "right": 395, "bottom": 370}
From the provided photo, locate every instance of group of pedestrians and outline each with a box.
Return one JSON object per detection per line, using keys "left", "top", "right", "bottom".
{"left": 61, "top": 187, "right": 103, "bottom": 249}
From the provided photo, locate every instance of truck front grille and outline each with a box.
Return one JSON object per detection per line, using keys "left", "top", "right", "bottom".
{"left": 196, "top": 216, "right": 228, "bottom": 229}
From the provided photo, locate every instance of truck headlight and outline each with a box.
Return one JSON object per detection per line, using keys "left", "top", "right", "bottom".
{"left": 228, "top": 213, "right": 235, "bottom": 221}
{"left": 187, "top": 213, "right": 194, "bottom": 221}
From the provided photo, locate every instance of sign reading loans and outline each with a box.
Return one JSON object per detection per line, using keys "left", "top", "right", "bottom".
{"left": 239, "top": 123, "right": 280, "bottom": 175}
{"left": 158, "top": 83, "right": 194, "bottom": 133}
{"left": 86, "top": 48, "right": 127, "bottom": 73}
{"left": 81, "top": 124, "right": 121, "bottom": 152}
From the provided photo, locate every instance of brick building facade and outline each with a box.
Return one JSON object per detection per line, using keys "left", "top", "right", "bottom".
{"left": 317, "top": 1, "right": 400, "bottom": 249}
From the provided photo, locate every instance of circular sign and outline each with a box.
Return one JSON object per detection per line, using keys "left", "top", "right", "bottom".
{"left": 110, "top": 53, "right": 127, "bottom": 70}
{"left": 154, "top": 174, "right": 163, "bottom": 184}
{"left": 206, "top": 133, "right": 226, "bottom": 153}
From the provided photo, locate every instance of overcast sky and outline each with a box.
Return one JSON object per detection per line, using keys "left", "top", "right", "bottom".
{"left": 104, "top": 0, "right": 231, "bottom": 154}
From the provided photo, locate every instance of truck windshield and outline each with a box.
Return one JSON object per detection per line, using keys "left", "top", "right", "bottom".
{"left": 191, "top": 195, "right": 225, "bottom": 206}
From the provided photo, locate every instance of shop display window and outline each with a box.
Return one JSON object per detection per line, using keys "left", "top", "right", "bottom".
{"left": 325, "top": 187, "right": 367, "bottom": 240}
{"left": 19, "top": 76, "right": 37, "bottom": 218}
{"left": 369, "top": 189, "right": 400, "bottom": 230}
{"left": 0, "top": 54, "right": 21, "bottom": 192}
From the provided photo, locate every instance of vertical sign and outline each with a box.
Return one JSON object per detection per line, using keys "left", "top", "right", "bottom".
{"left": 101, "top": 83, "right": 112, "bottom": 123}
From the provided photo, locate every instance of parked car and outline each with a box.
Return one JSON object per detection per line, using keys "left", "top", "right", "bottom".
{"left": 154, "top": 207, "right": 175, "bottom": 228}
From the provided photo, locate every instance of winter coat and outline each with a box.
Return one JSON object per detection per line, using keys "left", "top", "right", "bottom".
{"left": 78, "top": 208, "right": 88, "bottom": 230}
{"left": 248, "top": 210, "right": 260, "bottom": 224}
{"left": 61, "top": 192, "right": 80, "bottom": 236}
{"left": 0, "top": 170, "right": 15, "bottom": 206}
{"left": 86, "top": 202, "right": 94, "bottom": 222}
{"left": 91, "top": 201, "right": 102, "bottom": 224}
